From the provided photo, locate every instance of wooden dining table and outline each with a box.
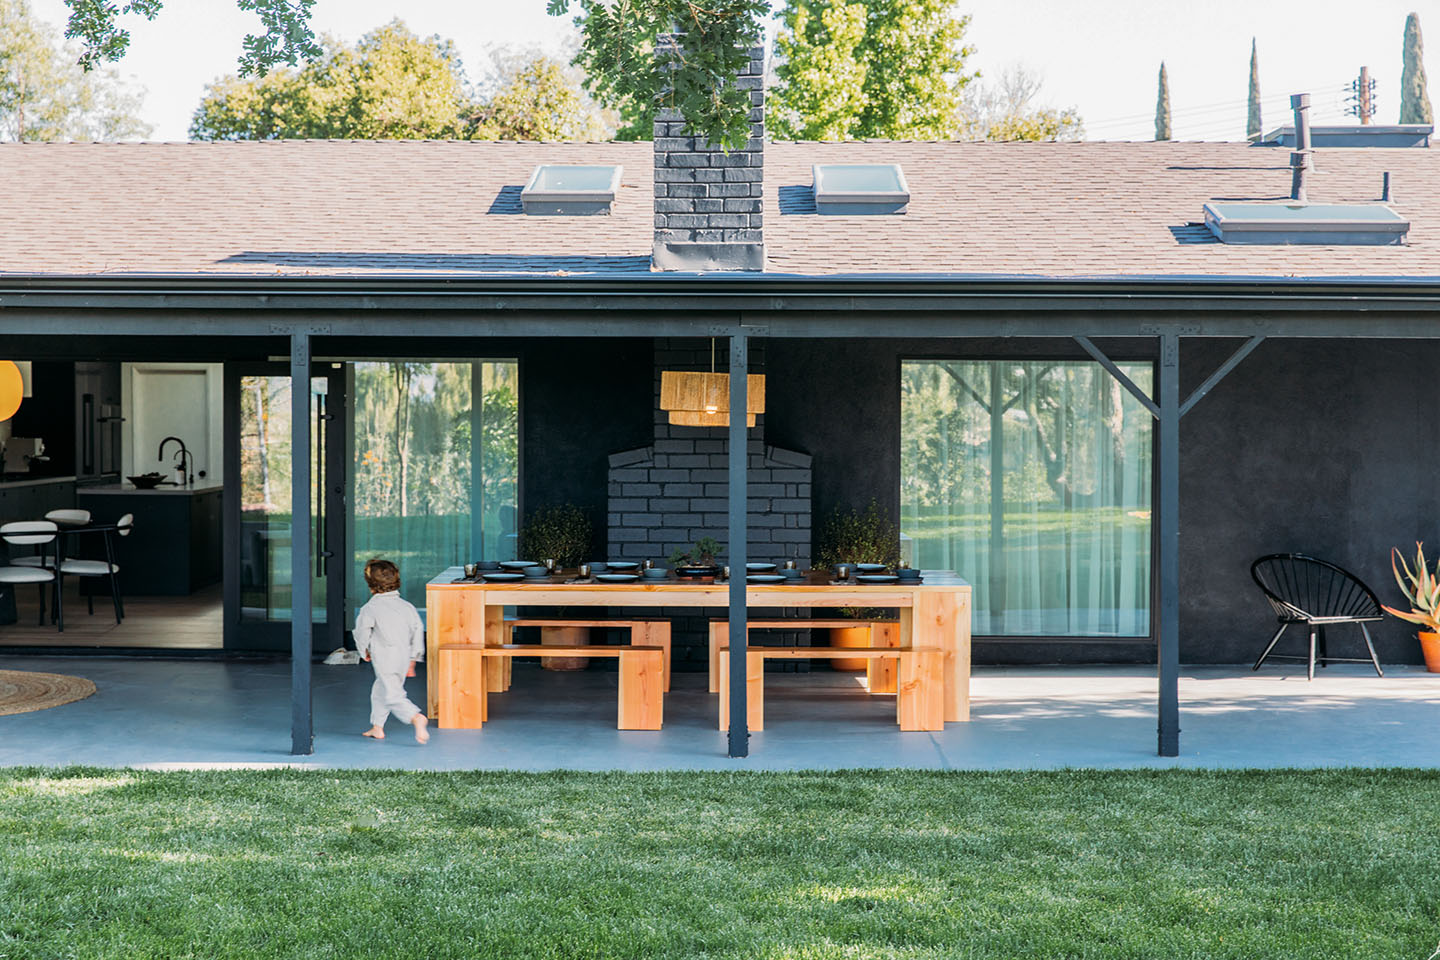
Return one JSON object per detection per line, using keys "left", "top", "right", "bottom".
{"left": 425, "top": 568, "right": 973, "bottom": 724}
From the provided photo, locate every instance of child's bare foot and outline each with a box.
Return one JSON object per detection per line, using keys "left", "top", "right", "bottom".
{"left": 362, "top": 725, "right": 385, "bottom": 739}
{"left": 412, "top": 714, "right": 430, "bottom": 744}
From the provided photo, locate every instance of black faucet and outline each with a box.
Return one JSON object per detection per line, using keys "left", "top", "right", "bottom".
{"left": 158, "top": 436, "right": 193, "bottom": 486}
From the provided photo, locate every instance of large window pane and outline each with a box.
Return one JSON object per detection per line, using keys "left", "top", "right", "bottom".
{"left": 348, "top": 360, "right": 518, "bottom": 618}
{"left": 901, "top": 360, "right": 1152, "bottom": 637}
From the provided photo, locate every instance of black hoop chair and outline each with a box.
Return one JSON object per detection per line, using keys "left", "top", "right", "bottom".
{"left": 1250, "top": 554, "right": 1384, "bottom": 680}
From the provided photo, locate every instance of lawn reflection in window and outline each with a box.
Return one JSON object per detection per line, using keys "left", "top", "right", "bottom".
{"left": 901, "top": 360, "right": 1152, "bottom": 637}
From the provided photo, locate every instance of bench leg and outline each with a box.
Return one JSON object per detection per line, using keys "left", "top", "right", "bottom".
{"left": 439, "top": 649, "right": 488, "bottom": 729}
{"left": 709, "top": 622, "right": 726, "bottom": 693}
{"left": 717, "top": 649, "right": 765, "bottom": 732}
{"left": 897, "top": 649, "right": 944, "bottom": 731}
{"left": 866, "top": 622, "right": 900, "bottom": 694}
{"left": 485, "top": 605, "right": 508, "bottom": 693}
{"left": 618, "top": 649, "right": 664, "bottom": 730}
{"left": 634, "top": 622, "right": 671, "bottom": 692}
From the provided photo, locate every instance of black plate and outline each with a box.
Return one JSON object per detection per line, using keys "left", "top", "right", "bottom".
{"left": 480, "top": 572, "right": 524, "bottom": 581}
{"left": 595, "top": 573, "right": 639, "bottom": 582}
{"left": 856, "top": 574, "right": 899, "bottom": 583}
{"left": 747, "top": 574, "right": 786, "bottom": 583}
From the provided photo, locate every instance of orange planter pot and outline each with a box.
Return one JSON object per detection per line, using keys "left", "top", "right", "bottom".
{"left": 1420, "top": 631, "right": 1440, "bottom": 673}
{"left": 829, "top": 625, "right": 872, "bottom": 672}
{"left": 540, "top": 625, "right": 589, "bottom": 671}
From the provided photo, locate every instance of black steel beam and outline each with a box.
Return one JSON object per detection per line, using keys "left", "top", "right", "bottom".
{"left": 1156, "top": 332, "right": 1181, "bottom": 757}
{"left": 727, "top": 331, "right": 750, "bottom": 759}
{"left": 1179, "top": 336, "right": 1266, "bottom": 418}
{"left": 290, "top": 331, "right": 314, "bottom": 756}
{"left": 1074, "top": 336, "right": 1160, "bottom": 418}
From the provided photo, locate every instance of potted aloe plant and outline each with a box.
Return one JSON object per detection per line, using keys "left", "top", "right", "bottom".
{"left": 1382, "top": 541, "right": 1440, "bottom": 673}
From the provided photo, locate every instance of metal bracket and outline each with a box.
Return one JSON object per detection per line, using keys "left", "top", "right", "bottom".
{"left": 1074, "top": 336, "right": 1161, "bottom": 419}
{"left": 1179, "top": 336, "right": 1265, "bottom": 418}
{"left": 269, "top": 322, "right": 332, "bottom": 336}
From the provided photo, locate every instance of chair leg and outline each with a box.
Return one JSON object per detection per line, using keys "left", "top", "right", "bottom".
{"left": 1307, "top": 626, "right": 1317, "bottom": 681}
{"left": 1359, "top": 623, "right": 1384, "bottom": 678}
{"left": 1253, "top": 623, "right": 1288, "bottom": 671}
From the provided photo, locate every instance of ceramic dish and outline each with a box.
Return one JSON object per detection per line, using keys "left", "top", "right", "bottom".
{"left": 521, "top": 566, "right": 550, "bottom": 578}
{"left": 641, "top": 568, "right": 669, "bottom": 579}
{"left": 587, "top": 562, "right": 609, "bottom": 573}
{"left": 855, "top": 574, "right": 899, "bottom": 584}
{"left": 480, "top": 572, "right": 524, "bottom": 581}
{"left": 779, "top": 568, "right": 804, "bottom": 579}
{"left": 747, "top": 574, "right": 787, "bottom": 583}
{"left": 477, "top": 561, "right": 502, "bottom": 571}
{"left": 855, "top": 563, "right": 889, "bottom": 573}
{"left": 501, "top": 560, "right": 537, "bottom": 570}
{"left": 895, "top": 570, "right": 922, "bottom": 580}
{"left": 595, "top": 573, "right": 639, "bottom": 582}
{"left": 605, "top": 561, "right": 640, "bottom": 571}
{"left": 745, "top": 562, "right": 777, "bottom": 572}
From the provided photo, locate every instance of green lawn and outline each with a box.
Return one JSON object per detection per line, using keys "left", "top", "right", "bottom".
{"left": 1, "top": 769, "right": 1436, "bottom": 959}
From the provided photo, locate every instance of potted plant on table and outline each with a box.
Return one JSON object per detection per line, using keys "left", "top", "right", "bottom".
{"left": 813, "top": 500, "right": 902, "bottom": 670}
{"left": 517, "top": 504, "right": 593, "bottom": 670}
{"left": 669, "top": 536, "right": 723, "bottom": 579}
{"left": 1382, "top": 541, "right": 1440, "bottom": 673}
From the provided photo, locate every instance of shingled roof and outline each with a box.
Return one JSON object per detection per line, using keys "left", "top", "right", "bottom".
{"left": 2, "top": 138, "right": 1436, "bottom": 280}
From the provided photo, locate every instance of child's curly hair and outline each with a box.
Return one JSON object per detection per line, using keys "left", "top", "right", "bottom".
{"left": 363, "top": 558, "right": 401, "bottom": 594}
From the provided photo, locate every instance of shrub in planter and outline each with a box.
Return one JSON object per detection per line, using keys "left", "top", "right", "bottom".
{"left": 517, "top": 504, "right": 591, "bottom": 569}
{"left": 814, "top": 499, "right": 901, "bottom": 669}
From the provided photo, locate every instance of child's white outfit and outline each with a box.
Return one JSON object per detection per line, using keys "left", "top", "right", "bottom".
{"left": 353, "top": 591, "right": 425, "bottom": 728}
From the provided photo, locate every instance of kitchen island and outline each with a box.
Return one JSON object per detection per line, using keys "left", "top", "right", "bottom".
{"left": 76, "top": 482, "right": 222, "bottom": 596}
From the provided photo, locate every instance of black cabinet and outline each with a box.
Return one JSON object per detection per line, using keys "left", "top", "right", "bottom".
{"left": 75, "top": 361, "right": 122, "bottom": 481}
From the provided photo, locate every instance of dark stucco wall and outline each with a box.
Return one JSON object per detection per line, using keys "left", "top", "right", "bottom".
{"left": 519, "top": 338, "right": 654, "bottom": 560}
{"left": 763, "top": 336, "right": 1438, "bottom": 666}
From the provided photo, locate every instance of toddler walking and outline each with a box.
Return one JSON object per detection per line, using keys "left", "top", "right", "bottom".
{"left": 354, "top": 558, "right": 429, "bottom": 744}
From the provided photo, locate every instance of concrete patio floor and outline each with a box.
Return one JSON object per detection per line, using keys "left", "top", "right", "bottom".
{"left": 1, "top": 654, "right": 1437, "bottom": 770}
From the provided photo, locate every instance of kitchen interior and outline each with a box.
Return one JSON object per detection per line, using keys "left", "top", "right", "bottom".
{"left": 0, "top": 360, "right": 223, "bottom": 649}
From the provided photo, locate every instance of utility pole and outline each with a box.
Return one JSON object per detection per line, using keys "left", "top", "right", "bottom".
{"left": 1347, "top": 66, "right": 1376, "bottom": 124}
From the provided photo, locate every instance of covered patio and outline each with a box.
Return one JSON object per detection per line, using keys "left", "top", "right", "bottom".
{"left": 3, "top": 653, "right": 1435, "bottom": 770}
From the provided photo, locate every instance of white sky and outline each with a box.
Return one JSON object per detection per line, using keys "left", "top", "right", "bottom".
{"left": 28, "top": 0, "right": 1437, "bottom": 141}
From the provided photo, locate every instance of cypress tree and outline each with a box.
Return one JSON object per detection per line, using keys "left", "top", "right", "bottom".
{"left": 1155, "top": 62, "right": 1172, "bottom": 140}
{"left": 1247, "top": 38, "right": 1262, "bottom": 140}
{"left": 1400, "top": 12, "right": 1433, "bottom": 124}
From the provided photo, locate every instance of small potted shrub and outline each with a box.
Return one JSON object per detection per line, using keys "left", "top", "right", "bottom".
{"left": 669, "top": 536, "right": 723, "bottom": 579}
{"left": 518, "top": 504, "right": 592, "bottom": 669}
{"left": 1382, "top": 541, "right": 1440, "bottom": 673}
{"left": 813, "top": 500, "right": 901, "bottom": 670}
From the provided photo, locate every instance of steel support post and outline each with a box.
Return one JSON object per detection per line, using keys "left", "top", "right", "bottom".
{"left": 727, "top": 332, "right": 750, "bottom": 758}
{"left": 290, "top": 330, "right": 314, "bottom": 756}
{"left": 1156, "top": 331, "right": 1181, "bottom": 757}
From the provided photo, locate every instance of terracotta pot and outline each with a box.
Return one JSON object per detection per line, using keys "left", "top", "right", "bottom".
{"left": 1420, "top": 631, "right": 1440, "bottom": 673}
{"left": 829, "top": 625, "right": 871, "bottom": 672}
{"left": 540, "top": 625, "right": 589, "bottom": 671}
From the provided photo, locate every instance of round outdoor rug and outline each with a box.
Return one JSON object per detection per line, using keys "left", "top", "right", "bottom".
{"left": 0, "top": 670, "right": 96, "bottom": 716}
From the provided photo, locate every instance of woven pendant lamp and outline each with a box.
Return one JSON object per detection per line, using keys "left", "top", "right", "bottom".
{"left": 658, "top": 340, "right": 764, "bottom": 428}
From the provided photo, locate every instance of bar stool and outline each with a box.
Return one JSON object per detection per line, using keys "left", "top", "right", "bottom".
{"left": 60, "top": 513, "right": 132, "bottom": 624}
{"left": 0, "top": 521, "right": 61, "bottom": 630}
{"left": 8, "top": 509, "right": 90, "bottom": 569}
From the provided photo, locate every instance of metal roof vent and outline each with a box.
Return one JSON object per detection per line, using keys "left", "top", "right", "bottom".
{"left": 521, "top": 164, "right": 622, "bottom": 215}
{"left": 812, "top": 164, "right": 910, "bottom": 214}
{"left": 1202, "top": 202, "right": 1409, "bottom": 245}
{"left": 1260, "top": 124, "right": 1432, "bottom": 148}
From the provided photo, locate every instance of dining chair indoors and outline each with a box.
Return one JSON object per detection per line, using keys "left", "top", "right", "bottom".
{"left": 8, "top": 508, "right": 91, "bottom": 570}
{"left": 1250, "top": 553, "right": 1384, "bottom": 680}
{"left": 0, "top": 520, "right": 61, "bottom": 630}
{"left": 60, "top": 512, "right": 132, "bottom": 624}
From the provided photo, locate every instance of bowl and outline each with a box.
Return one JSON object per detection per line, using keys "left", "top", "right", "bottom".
{"left": 606, "top": 561, "right": 640, "bottom": 571}
{"left": 855, "top": 563, "right": 889, "bottom": 573}
{"left": 521, "top": 565, "right": 550, "bottom": 578}
{"left": 642, "top": 568, "right": 669, "bottom": 580}
{"left": 588, "top": 562, "right": 609, "bottom": 573}
{"left": 746, "top": 562, "right": 777, "bottom": 572}
{"left": 501, "top": 560, "right": 537, "bottom": 570}
{"left": 127, "top": 473, "right": 168, "bottom": 489}
{"left": 895, "top": 568, "right": 922, "bottom": 580}
{"left": 477, "top": 561, "right": 502, "bottom": 571}
{"left": 779, "top": 568, "right": 804, "bottom": 579}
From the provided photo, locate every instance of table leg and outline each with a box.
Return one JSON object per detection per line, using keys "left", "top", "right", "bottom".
{"left": 708, "top": 621, "right": 726, "bottom": 693}
{"left": 914, "top": 591, "right": 969, "bottom": 722}
{"left": 897, "top": 649, "right": 944, "bottom": 731}
{"left": 634, "top": 622, "right": 672, "bottom": 692}
{"left": 484, "top": 603, "right": 507, "bottom": 693}
{"left": 439, "top": 648, "right": 487, "bottom": 729}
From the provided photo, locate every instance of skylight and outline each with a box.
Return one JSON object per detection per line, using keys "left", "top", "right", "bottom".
{"left": 812, "top": 164, "right": 910, "bottom": 215}
{"left": 1202, "top": 203, "right": 1409, "bottom": 245}
{"left": 521, "top": 164, "right": 623, "bottom": 216}
{"left": 1260, "top": 124, "right": 1432, "bottom": 148}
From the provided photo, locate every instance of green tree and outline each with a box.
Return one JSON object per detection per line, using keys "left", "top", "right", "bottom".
{"left": 190, "top": 20, "right": 466, "bottom": 140}
{"left": 772, "top": 0, "right": 978, "bottom": 140}
{"left": 1154, "top": 61, "right": 1171, "bottom": 140}
{"left": 468, "top": 55, "right": 608, "bottom": 141}
{"left": 549, "top": 0, "right": 766, "bottom": 149}
{"left": 960, "top": 65, "right": 1082, "bottom": 141}
{"left": 0, "top": 0, "right": 149, "bottom": 140}
{"left": 1400, "top": 12, "right": 1432, "bottom": 124}
{"left": 1247, "top": 38, "right": 1262, "bottom": 141}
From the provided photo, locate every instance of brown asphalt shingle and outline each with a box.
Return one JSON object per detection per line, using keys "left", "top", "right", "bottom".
{"left": 1, "top": 138, "right": 1435, "bottom": 279}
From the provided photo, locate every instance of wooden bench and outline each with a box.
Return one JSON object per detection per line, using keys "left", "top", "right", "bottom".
{"left": 718, "top": 645, "right": 943, "bottom": 732}
{"left": 438, "top": 643, "right": 664, "bottom": 730}
{"left": 709, "top": 619, "right": 900, "bottom": 694}
{"left": 506, "top": 618, "right": 671, "bottom": 692}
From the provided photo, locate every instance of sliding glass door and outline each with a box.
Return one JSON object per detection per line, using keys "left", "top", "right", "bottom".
{"left": 900, "top": 359, "right": 1153, "bottom": 637}
{"left": 345, "top": 360, "right": 518, "bottom": 621}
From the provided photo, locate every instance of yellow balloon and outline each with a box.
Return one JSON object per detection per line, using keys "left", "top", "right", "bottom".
{"left": 0, "top": 361, "right": 23, "bottom": 422}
